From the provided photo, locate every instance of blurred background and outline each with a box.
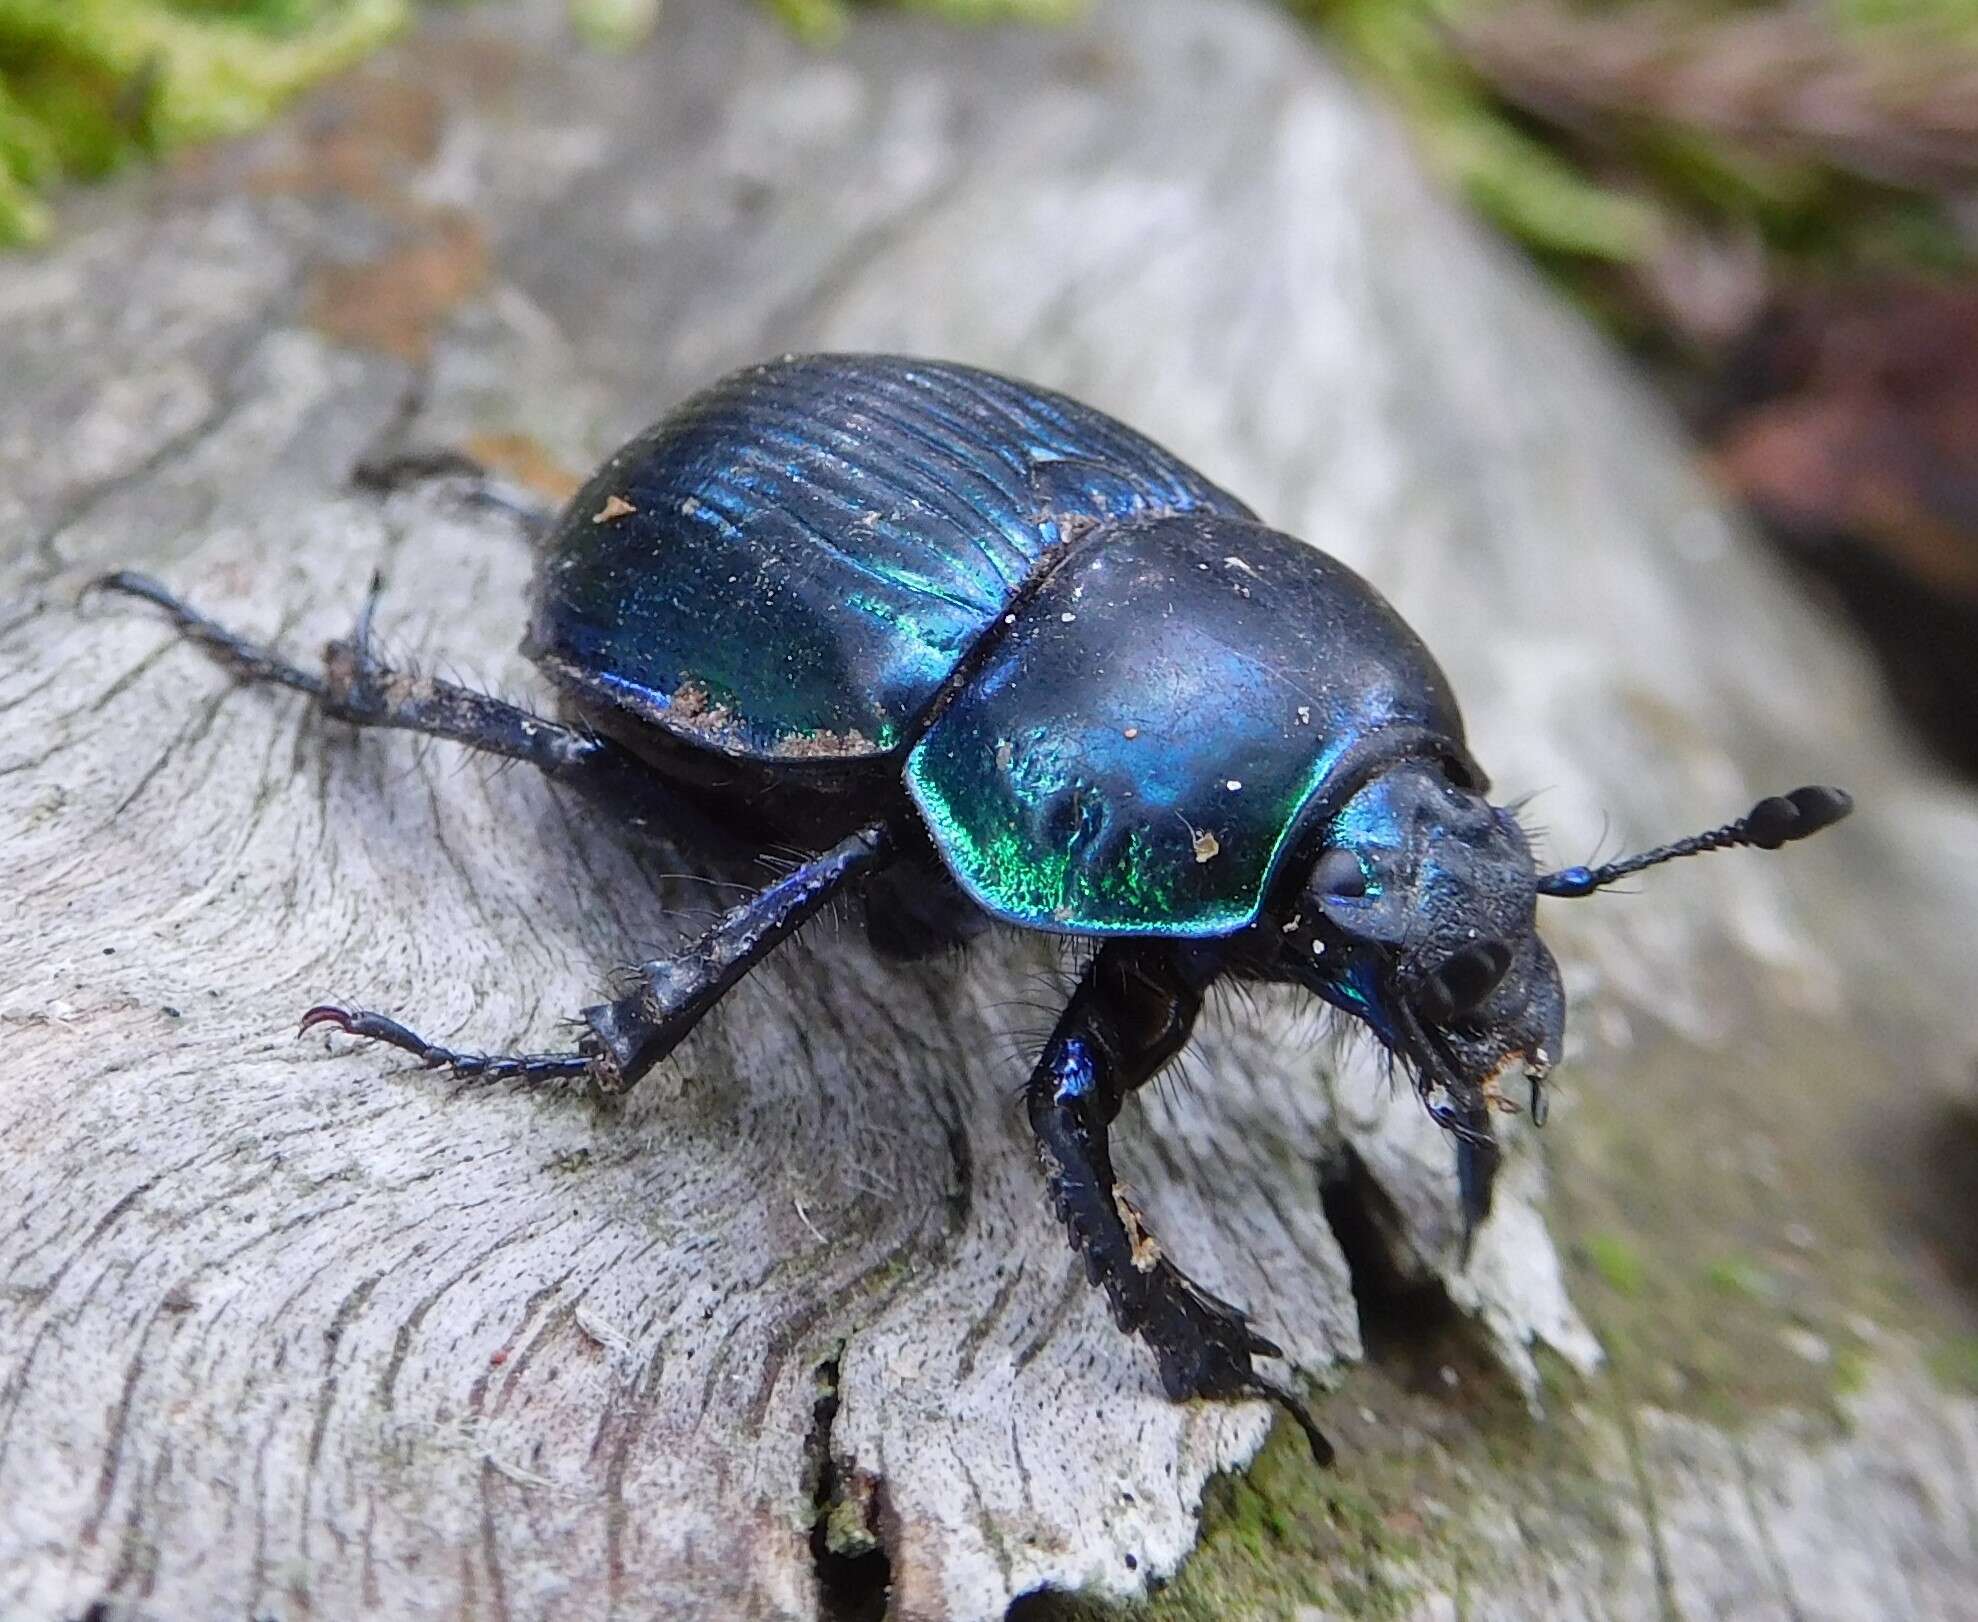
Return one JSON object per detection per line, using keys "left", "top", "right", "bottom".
{"left": 7, "top": 0, "right": 1971, "bottom": 777}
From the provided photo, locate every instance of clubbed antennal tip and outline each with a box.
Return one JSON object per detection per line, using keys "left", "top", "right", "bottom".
{"left": 1538, "top": 784, "right": 1852, "bottom": 899}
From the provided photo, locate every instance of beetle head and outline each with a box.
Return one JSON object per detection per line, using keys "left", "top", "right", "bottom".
{"left": 1278, "top": 764, "right": 1850, "bottom": 1244}
{"left": 1279, "top": 763, "right": 1563, "bottom": 1219}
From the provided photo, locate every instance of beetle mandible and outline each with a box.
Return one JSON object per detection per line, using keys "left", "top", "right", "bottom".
{"left": 96, "top": 354, "right": 1852, "bottom": 1458}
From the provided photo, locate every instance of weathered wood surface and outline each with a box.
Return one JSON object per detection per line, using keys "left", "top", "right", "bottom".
{"left": 0, "top": 1, "right": 1974, "bottom": 1619}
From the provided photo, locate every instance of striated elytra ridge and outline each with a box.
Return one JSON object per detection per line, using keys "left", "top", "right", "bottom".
{"left": 525, "top": 353, "right": 1249, "bottom": 758}
{"left": 529, "top": 354, "right": 1476, "bottom": 933}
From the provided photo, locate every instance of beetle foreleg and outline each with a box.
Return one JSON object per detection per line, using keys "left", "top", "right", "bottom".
{"left": 1026, "top": 943, "right": 1332, "bottom": 1463}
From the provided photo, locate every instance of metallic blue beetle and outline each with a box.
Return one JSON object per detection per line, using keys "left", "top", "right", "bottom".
{"left": 97, "top": 355, "right": 1850, "bottom": 1457}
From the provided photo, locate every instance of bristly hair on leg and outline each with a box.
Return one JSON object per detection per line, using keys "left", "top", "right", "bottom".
{"left": 1208, "top": 975, "right": 1264, "bottom": 1028}
{"left": 1276, "top": 989, "right": 1335, "bottom": 1056}
{"left": 753, "top": 845, "right": 810, "bottom": 880}
{"left": 1055, "top": 931, "right": 1101, "bottom": 987}
{"left": 1145, "top": 1041, "right": 1205, "bottom": 1115}
{"left": 1306, "top": 1007, "right": 1403, "bottom": 1107}
{"left": 992, "top": 968, "right": 1076, "bottom": 1073}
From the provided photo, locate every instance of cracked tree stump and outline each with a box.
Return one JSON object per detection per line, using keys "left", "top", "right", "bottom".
{"left": 2, "top": 1, "right": 1976, "bottom": 1619}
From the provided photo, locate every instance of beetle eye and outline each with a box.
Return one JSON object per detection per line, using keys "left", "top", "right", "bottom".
{"left": 1419, "top": 939, "right": 1514, "bottom": 1024}
{"left": 1312, "top": 846, "right": 1368, "bottom": 900}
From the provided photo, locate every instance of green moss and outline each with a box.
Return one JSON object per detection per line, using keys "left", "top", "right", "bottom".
{"left": 0, "top": 77, "right": 53, "bottom": 238}
{"left": 1124, "top": 1419, "right": 1432, "bottom": 1620}
{"left": 772, "top": 0, "right": 1080, "bottom": 46}
{"left": 1008, "top": 1343, "right": 1634, "bottom": 1621}
{"left": 1831, "top": 0, "right": 1978, "bottom": 39}
{"left": 1539, "top": 964, "right": 1939, "bottom": 1437}
{"left": 568, "top": 0, "right": 659, "bottom": 51}
{"left": 0, "top": 0, "right": 1084, "bottom": 242}
{"left": 1295, "top": 0, "right": 1974, "bottom": 330}
{"left": 1829, "top": 1345, "right": 1872, "bottom": 1401}
{"left": 0, "top": 0, "right": 408, "bottom": 147}
{"left": 0, "top": 0, "right": 406, "bottom": 243}
{"left": 1926, "top": 1336, "right": 1978, "bottom": 1396}
{"left": 1701, "top": 1255, "right": 1774, "bottom": 1301}
{"left": 1303, "top": 0, "right": 1659, "bottom": 264}
{"left": 823, "top": 1492, "right": 880, "bottom": 1557}
{"left": 1583, "top": 1233, "right": 1645, "bottom": 1298}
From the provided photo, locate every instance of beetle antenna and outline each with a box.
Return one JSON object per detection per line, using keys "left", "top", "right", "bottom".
{"left": 1536, "top": 785, "right": 1852, "bottom": 898}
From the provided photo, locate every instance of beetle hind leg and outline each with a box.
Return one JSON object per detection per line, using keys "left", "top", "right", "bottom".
{"left": 89, "top": 570, "right": 610, "bottom": 784}
{"left": 353, "top": 443, "right": 560, "bottom": 535}
{"left": 1026, "top": 942, "right": 1333, "bottom": 1464}
{"left": 89, "top": 571, "right": 328, "bottom": 698}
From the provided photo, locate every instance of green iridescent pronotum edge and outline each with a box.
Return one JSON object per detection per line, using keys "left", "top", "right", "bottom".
{"left": 905, "top": 513, "right": 1471, "bottom": 934}
{"left": 908, "top": 725, "right": 1356, "bottom": 936}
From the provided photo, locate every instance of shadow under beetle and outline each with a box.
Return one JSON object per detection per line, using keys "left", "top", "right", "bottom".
{"left": 97, "top": 354, "right": 1852, "bottom": 1459}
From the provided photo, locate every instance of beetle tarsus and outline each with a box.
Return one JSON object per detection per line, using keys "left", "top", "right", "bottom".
{"left": 300, "top": 1003, "right": 595, "bottom": 1084}
{"left": 87, "top": 571, "right": 327, "bottom": 696}
{"left": 1243, "top": 1372, "right": 1336, "bottom": 1468}
{"left": 290, "top": 824, "right": 892, "bottom": 1096}
{"left": 1145, "top": 1266, "right": 1333, "bottom": 1464}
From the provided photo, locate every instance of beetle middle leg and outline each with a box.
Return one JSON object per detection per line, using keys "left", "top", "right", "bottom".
{"left": 304, "top": 822, "right": 895, "bottom": 1092}
{"left": 1027, "top": 940, "right": 1333, "bottom": 1462}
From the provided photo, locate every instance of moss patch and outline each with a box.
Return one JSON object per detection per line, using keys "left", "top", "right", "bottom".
{"left": 1013, "top": 1350, "right": 1630, "bottom": 1621}
{"left": 1543, "top": 961, "right": 1936, "bottom": 1434}
{"left": 0, "top": 0, "right": 1086, "bottom": 244}
{"left": 0, "top": 0, "right": 408, "bottom": 243}
{"left": 1294, "top": 0, "right": 1976, "bottom": 313}
{"left": 1701, "top": 1255, "right": 1775, "bottom": 1302}
{"left": 1926, "top": 1336, "right": 1978, "bottom": 1396}
{"left": 1583, "top": 1233, "right": 1646, "bottom": 1298}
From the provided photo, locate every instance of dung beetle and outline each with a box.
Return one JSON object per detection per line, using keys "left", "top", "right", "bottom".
{"left": 96, "top": 354, "right": 1851, "bottom": 1459}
